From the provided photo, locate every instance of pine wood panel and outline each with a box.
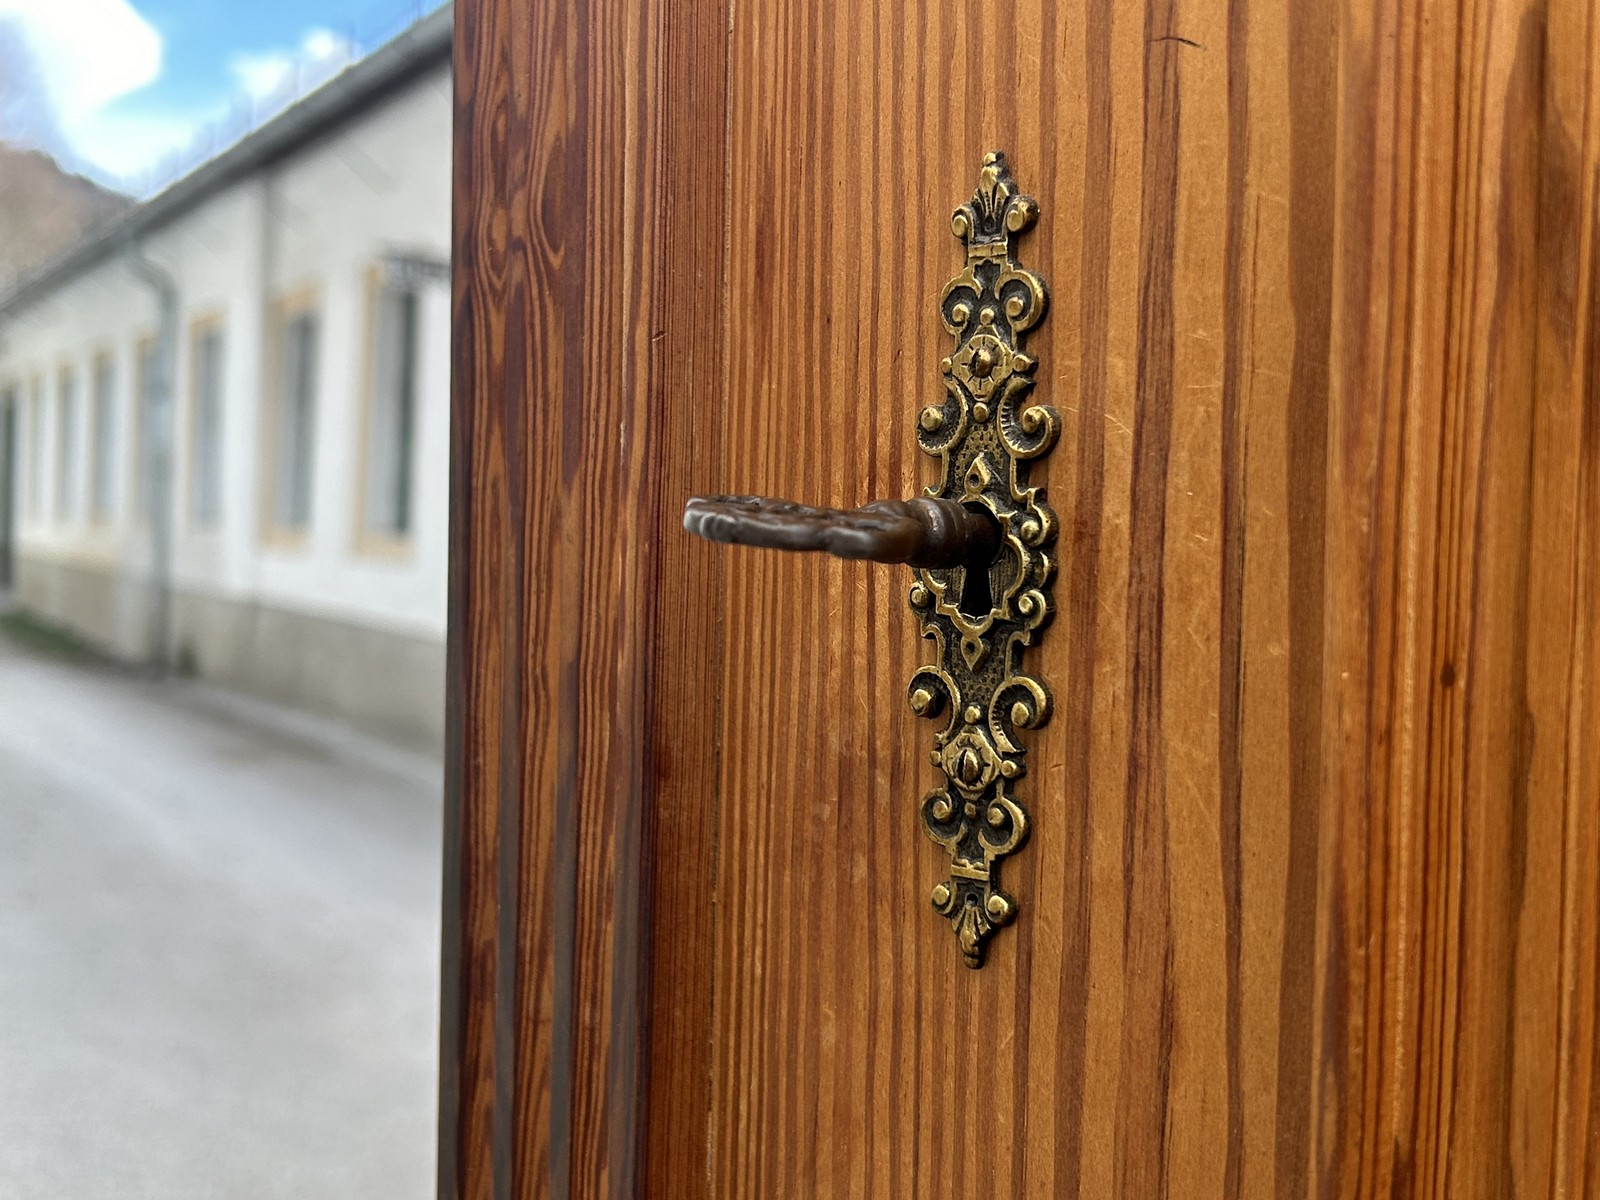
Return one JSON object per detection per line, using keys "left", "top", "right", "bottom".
{"left": 441, "top": 0, "right": 723, "bottom": 1195}
{"left": 443, "top": 0, "right": 1600, "bottom": 1195}
{"left": 703, "top": 1, "right": 1330, "bottom": 1196}
{"left": 1523, "top": 0, "right": 1600, "bottom": 1191}
{"left": 1312, "top": 2, "right": 1552, "bottom": 1194}
{"left": 1308, "top": 0, "right": 1598, "bottom": 1192}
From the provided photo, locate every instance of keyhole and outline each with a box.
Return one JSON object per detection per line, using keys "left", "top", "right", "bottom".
{"left": 957, "top": 505, "right": 1001, "bottom": 619}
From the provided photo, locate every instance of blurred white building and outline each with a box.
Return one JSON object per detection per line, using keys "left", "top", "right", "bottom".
{"left": 0, "top": 7, "right": 453, "bottom": 746}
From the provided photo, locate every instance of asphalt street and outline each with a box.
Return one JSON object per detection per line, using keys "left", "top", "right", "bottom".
{"left": 0, "top": 634, "right": 442, "bottom": 1199}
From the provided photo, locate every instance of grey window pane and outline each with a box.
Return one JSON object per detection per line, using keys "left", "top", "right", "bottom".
{"left": 92, "top": 358, "right": 115, "bottom": 519}
{"left": 364, "top": 285, "right": 418, "bottom": 538}
{"left": 274, "top": 313, "right": 317, "bottom": 530}
{"left": 56, "top": 373, "right": 77, "bottom": 520}
{"left": 28, "top": 382, "right": 42, "bottom": 517}
{"left": 193, "top": 330, "right": 225, "bottom": 525}
{"left": 137, "top": 343, "right": 159, "bottom": 519}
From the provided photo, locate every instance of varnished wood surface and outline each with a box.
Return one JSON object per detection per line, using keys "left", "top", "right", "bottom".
{"left": 442, "top": 0, "right": 1600, "bottom": 1196}
{"left": 443, "top": 0, "right": 699, "bottom": 1194}
{"left": 1314, "top": 0, "right": 1594, "bottom": 1192}
{"left": 707, "top": 2, "right": 1328, "bottom": 1196}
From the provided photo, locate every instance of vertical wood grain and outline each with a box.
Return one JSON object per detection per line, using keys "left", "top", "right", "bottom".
{"left": 702, "top": 1, "right": 1338, "bottom": 1195}
{"left": 444, "top": 0, "right": 1600, "bottom": 1195}
{"left": 637, "top": 0, "right": 729, "bottom": 1196}
{"left": 443, "top": 0, "right": 527, "bottom": 1194}
{"left": 1526, "top": 0, "right": 1600, "bottom": 1193}
{"left": 441, "top": 0, "right": 724, "bottom": 1195}
{"left": 1313, "top": 3, "right": 1572, "bottom": 1196}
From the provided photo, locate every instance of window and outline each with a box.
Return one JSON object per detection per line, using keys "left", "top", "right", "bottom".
{"left": 190, "top": 321, "right": 225, "bottom": 526}
{"left": 55, "top": 366, "right": 78, "bottom": 521}
{"left": 90, "top": 352, "right": 116, "bottom": 520}
{"left": 134, "top": 337, "right": 158, "bottom": 519}
{"left": 362, "top": 279, "right": 420, "bottom": 542}
{"left": 27, "top": 378, "right": 42, "bottom": 518}
{"left": 1, "top": 384, "right": 16, "bottom": 534}
{"left": 269, "top": 301, "right": 319, "bottom": 534}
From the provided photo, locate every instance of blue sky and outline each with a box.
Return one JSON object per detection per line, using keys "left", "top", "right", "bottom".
{"left": 1, "top": 0, "right": 443, "bottom": 191}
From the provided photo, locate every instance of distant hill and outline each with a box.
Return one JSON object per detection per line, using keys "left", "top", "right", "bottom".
{"left": 0, "top": 144, "right": 130, "bottom": 289}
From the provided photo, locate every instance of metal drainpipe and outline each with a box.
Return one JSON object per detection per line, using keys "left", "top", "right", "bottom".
{"left": 125, "top": 241, "right": 177, "bottom": 675}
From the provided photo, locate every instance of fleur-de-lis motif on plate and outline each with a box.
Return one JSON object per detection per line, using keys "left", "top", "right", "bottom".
{"left": 909, "top": 152, "right": 1058, "bottom": 968}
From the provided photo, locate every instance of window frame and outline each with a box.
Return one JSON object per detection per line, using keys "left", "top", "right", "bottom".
{"left": 186, "top": 311, "right": 227, "bottom": 532}
{"left": 131, "top": 333, "right": 158, "bottom": 523}
{"left": 88, "top": 346, "right": 117, "bottom": 524}
{"left": 354, "top": 265, "right": 422, "bottom": 559}
{"left": 54, "top": 360, "right": 80, "bottom": 523}
{"left": 0, "top": 379, "right": 17, "bottom": 542}
{"left": 26, "top": 374, "right": 43, "bottom": 521}
{"left": 260, "top": 287, "right": 322, "bottom": 549}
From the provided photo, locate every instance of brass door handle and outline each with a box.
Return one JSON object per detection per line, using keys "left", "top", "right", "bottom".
{"left": 682, "top": 494, "right": 998, "bottom": 570}
{"left": 680, "top": 152, "right": 1056, "bottom": 969}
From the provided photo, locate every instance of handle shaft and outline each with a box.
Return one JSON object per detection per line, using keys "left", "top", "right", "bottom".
{"left": 683, "top": 494, "right": 997, "bottom": 570}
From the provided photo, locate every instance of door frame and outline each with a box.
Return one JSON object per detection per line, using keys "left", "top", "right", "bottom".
{"left": 438, "top": 0, "right": 728, "bottom": 1195}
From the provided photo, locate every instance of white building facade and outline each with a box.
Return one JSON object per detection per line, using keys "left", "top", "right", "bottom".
{"left": 0, "top": 10, "right": 453, "bottom": 746}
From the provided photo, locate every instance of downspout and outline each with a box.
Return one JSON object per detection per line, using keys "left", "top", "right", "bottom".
{"left": 125, "top": 240, "right": 177, "bottom": 675}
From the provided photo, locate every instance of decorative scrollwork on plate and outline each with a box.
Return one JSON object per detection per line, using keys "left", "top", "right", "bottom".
{"left": 910, "top": 151, "right": 1057, "bottom": 968}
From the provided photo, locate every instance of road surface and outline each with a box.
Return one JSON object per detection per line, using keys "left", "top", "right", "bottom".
{"left": 0, "top": 634, "right": 442, "bottom": 1199}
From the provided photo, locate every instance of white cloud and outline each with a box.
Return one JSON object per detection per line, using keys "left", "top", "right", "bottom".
{"left": 301, "top": 27, "right": 354, "bottom": 65}
{"left": 0, "top": 0, "right": 175, "bottom": 186}
{"left": 229, "top": 27, "right": 354, "bottom": 103}
{"left": 63, "top": 108, "right": 207, "bottom": 183}
{"left": 0, "top": 5, "right": 363, "bottom": 189}
{"left": 0, "top": 0, "right": 160, "bottom": 140}
{"left": 228, "top": 50, "right": 295, "bottom": 102}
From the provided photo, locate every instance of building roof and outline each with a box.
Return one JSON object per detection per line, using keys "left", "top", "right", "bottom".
{"left": 0, "top": 2, "right": 453, "bottom": 318}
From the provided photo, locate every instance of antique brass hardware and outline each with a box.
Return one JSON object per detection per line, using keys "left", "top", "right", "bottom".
{"left": 682, "top": 495, "right": 999, "bottom": 569}
{"left": 682, "top": 151, "right": 1057, "bottom": 968}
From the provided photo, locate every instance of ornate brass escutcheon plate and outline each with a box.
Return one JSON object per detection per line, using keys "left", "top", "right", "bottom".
{"left": 909, "top": 151, "right": 1057, "bottom": 968}
{"left": 680, "top": 151, "right": 1057, "bottom": 969}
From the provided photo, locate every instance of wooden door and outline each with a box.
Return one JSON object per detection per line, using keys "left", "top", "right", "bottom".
{"left": 441, "top": 0, "right": 1600, "bottom": 1196}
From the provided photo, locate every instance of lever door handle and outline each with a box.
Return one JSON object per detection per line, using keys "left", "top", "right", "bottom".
{"left": 679, "top": 152, "right": 1057, "bottom": 969}
{"left": 682, "top": 494, "right": 998, "bottom": 570}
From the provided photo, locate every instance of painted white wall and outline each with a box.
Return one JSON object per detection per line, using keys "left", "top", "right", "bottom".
{"left": 0, "top": 65, "right": 452, "bottom": 647}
